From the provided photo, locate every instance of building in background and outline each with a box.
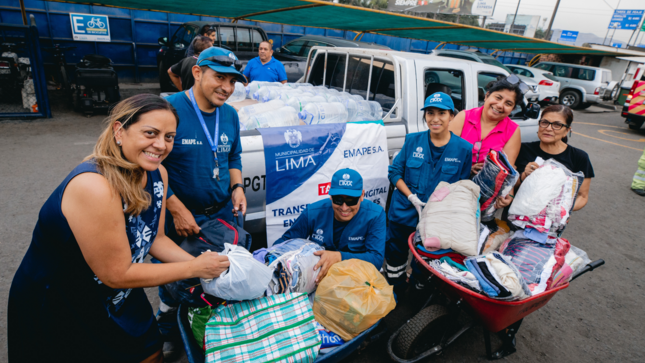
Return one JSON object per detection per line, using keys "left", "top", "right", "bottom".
{"left": 387, "top": 0, "right": 497, "bottom": 16}
{"left": 501, "top": 15, "right": 540, "bottom": 38}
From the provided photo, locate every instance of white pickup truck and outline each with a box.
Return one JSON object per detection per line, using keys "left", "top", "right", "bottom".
{"left": 237, "top": 47, "right": 540, "bottom": 234}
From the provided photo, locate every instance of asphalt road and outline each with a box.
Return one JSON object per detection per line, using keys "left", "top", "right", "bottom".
{"left": 0, "top": 106, "right": 643, "bottom": 362}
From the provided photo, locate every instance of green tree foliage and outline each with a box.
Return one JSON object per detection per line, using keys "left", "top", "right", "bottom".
{"left": 534, "top": 28, "right": 553, "bottom": 40}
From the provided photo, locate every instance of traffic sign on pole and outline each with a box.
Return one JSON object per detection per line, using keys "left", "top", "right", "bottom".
{"left": 559, "top": 30, "right": 578, "bottom": 43}
{"left": 608, "top": 9, "right": 644, "bottom": 30}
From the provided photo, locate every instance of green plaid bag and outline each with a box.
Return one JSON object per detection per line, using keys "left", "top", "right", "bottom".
{"left": 188, "top": 305, "right": 213, "bottom": 349}
{"left": 204, "top": 293, "right": 321, "bottom": 363}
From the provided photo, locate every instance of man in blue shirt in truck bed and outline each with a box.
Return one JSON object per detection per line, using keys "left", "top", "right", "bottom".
{"left": 273, "top": 168, "right": 386, "bottom": 282}
{"left": 243, "top": 40, "right": 288, "bottom": 84}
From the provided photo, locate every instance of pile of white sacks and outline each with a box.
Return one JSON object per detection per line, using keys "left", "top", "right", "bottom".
{"left": 237, "top": 81, "right": 384, "bottom": 130}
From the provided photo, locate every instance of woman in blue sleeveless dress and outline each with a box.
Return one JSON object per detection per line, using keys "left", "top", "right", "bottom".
{"left": 8, "top": 94, "right": 231, "bottom": 363}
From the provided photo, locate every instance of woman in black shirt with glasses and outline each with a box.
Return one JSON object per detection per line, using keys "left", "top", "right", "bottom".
{"left": 515, "top": 104, "right": 594, "bottom": 211}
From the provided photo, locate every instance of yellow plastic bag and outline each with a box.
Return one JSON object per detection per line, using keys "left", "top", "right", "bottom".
{"left": 313, "top": 259, "right": 396, "bottom": 341}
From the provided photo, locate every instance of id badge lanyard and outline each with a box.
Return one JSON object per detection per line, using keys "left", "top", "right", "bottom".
{"left": 189, "top": 88, "right": 221, "bottom": 180}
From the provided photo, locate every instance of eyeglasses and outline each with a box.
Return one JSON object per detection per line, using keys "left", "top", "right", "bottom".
{"left": 501, "top": 74, "right": 531, "bottom": 95}
{"left": 473, "top": 141, "right": 482, "bottom": 162}
{"left": 331, "top": 195, "right": 360, "bottom": 207}
{"left": 197, "top": 56, "right": 243, "bottom": 71}
{"left": 539, "top": 119, "right": 569, "bottom": 130}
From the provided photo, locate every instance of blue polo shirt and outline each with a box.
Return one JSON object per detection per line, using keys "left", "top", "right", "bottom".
{"left": 243, "top": 56, "right": 287, "bottom": 83}
{"left": 162, "top": 91, "right": 242, "bottom": 212}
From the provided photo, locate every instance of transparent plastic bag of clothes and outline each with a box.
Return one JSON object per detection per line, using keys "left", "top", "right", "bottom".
{"left": 472, "top": 150, "right": 519, "bottom": 222}
{"left": 509, "top": 158, "right": 584, "bottom": 236}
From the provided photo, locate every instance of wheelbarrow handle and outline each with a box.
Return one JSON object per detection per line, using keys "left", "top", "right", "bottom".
{"left": 569, "top": 259, "right": 605, "bottom": 282}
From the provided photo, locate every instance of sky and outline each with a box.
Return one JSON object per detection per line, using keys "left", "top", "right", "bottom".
{"left": 486, "top": 0, "right": 645, "bottom": 45}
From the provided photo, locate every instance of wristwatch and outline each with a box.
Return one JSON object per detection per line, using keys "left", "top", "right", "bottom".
{"left": 230, "top": 183, "right": 245, "bottom": 193}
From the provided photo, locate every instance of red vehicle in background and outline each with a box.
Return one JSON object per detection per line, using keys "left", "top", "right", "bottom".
{"left": 622, "top": 64, "right": 645, "bottom": 130}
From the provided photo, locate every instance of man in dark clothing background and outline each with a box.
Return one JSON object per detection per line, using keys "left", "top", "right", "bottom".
{"left": 168, "top": 35, "right": 213, "bottom": 91}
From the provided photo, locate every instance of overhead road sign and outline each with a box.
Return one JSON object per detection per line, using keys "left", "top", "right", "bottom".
{"left": 69, "top": 13, "right": 110, "bottom": 42}
{"left": 559, "top": 30, "right": 578, "bottom": 43}
{"left": 47, "top": 0, "right": 632, "bottom": 56}
{"left": 608, "top": 9, "right": 644, "bottom": 30}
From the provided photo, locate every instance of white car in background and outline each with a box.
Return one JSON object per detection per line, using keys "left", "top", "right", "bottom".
{"left": 506, "top": 64, "right": 561, "bottom": 104}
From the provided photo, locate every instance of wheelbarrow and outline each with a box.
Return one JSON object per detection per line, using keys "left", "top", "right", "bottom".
{"left": 387, "top": 233, "right": 604, "bottom": 362}
{"left": 178, "top": 303, "right": 387, "bottom": 363}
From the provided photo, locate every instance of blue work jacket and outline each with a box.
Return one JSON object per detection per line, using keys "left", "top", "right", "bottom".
{"left": 388, "top": 131, "right": 472, "bottom": 227}
{"left": 273, "top": 199, "right": 386, "bottom": 269}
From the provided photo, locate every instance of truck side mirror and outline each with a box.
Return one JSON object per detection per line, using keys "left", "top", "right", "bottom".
{"left": 158, "top": 37, "right": 168, "bottom": 46}
{"left": 525, "top": 102, "right": 540, "bottom": 120}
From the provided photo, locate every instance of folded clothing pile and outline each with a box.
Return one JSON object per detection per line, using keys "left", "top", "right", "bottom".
{"left": 426, "top": 258, "right": 480, "bottom": 292}
{"left": 509, "top": 158, "right": 584, "bottom": 238}
{"left": 477, "top": 219, "right": 512, "bottom": 255}
{"left": 473, "top": 150, "right": 519, "bottom": 222}
{"left": 499, "top": 236, "right": 571, "bottom": 295}
{"left": 549, "top": 245, "right": 591, "bottom": 289}
{"left": 413, "top": 230, "right": 466, "bottom": 264}
{"left": 265, "top": 239, "right": 323, "bottom": 296}
{"left": 417, "top": 180, "right": 481, "bottom": 256}
{"left": 464, "top": 252, "right": 530, "bottom": 300}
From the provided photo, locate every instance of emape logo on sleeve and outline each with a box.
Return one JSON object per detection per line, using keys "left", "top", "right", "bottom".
{"left": 318, "top": 182, "right": 331, "bottom": 195}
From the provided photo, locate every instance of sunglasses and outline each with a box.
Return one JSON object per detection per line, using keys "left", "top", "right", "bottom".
{"left": 331, "top": 195, "right": 360, "bottom": 207}
{"left": 501, "top": 74, "right": 531, "bottom": 95}
{"left": 198, "top": 56, "right": 243, "bottom": 71}
{"left": 539, "top": 119, "right": 569, "bottom": 130}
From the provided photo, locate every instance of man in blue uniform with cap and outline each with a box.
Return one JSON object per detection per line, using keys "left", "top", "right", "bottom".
{"left": 158, "top": 47, "right": 248, "bottom": 358}
{"left": 274, "top": 168, "right": 386, "bottom": 282}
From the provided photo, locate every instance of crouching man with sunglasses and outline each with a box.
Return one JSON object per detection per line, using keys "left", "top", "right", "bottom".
{"left": 273, "top": 168, "right": 386, "bottom": 283}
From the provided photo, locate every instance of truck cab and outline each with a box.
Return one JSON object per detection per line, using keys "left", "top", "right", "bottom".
{"left": 237, "top": 47, "right": 540, "bottom": 233}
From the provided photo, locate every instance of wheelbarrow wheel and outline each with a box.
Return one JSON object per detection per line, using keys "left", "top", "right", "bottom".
{"left": 393, "top": 304, "right": 451, "bottom": 359}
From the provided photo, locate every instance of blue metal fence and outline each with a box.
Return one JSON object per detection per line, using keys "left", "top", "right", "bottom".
{"left": 0, "top": 20, "right": 51, "bottom": 118}
{"left": 0, "top": 1, "right": 534, "bottom": 83}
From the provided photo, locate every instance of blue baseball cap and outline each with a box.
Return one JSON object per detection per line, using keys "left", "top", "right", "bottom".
{"left": 328, "top": 168, "right": 363, "bottom": 198}
{"left": 197, "top": 47, "right": 247, "bottom": 83}
{"left": 420, "top": 92, "right": 455, "bottom": 114}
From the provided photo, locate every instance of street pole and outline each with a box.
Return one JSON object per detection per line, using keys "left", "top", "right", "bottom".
{"left": 509, "top": 0, "right": 522, "bottom": 34}
{"left": 608, "top": 25, "right": 618, "bottom": 46}
{"left": 628, "top": 14, "right": 645, "bottom": 46}
{"left": 545, "top": 0, "right": 562, "bottom": 41}
{"left": 603, "top": 28, "right": 611, "bottom": 45}
{"left": 19, "top": 0, "right": 27, "bottom": 26}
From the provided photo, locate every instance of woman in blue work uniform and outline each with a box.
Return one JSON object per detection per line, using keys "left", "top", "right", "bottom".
{"left": 385, "top": 92, "right": 472, "bottom": 296}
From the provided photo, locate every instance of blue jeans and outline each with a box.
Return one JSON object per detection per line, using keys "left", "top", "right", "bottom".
{"left": 155, "top": 201, "right": 243, "bottom": 340}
